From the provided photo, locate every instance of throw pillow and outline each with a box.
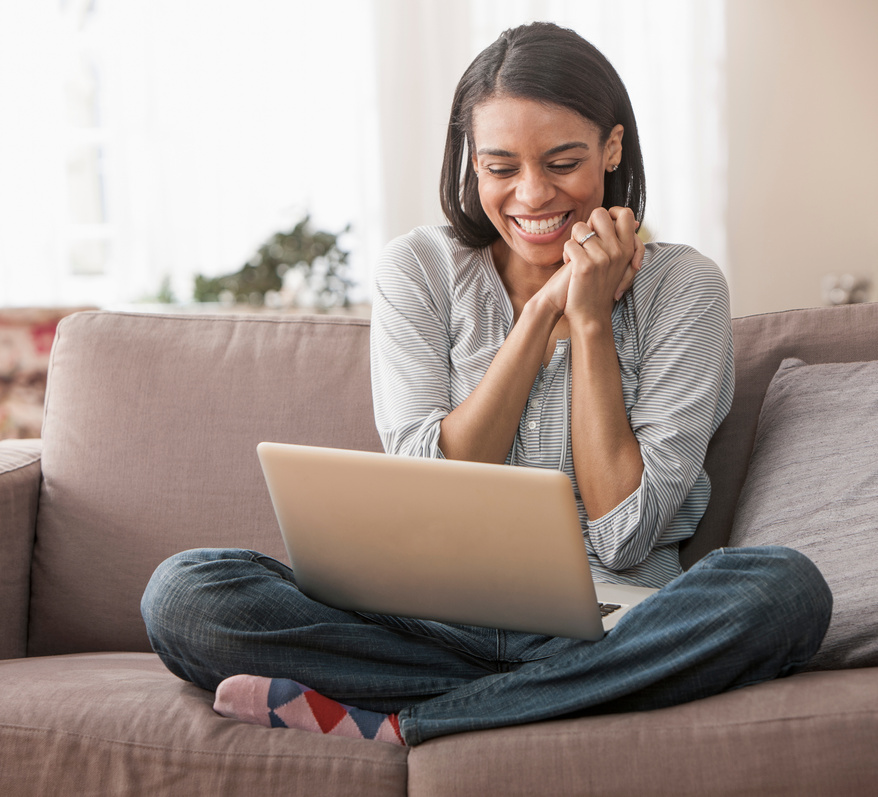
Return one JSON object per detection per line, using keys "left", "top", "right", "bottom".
{"left": 728, "top": 357, "right": 878, "bottom": 670}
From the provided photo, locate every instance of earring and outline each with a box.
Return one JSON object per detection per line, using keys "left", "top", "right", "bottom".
{"left": 612, "top": 164, "right": 619, "bottom": 172}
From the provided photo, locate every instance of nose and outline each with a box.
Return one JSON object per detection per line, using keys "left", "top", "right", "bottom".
{"left": 515, "top": 166, "right": 555, "bottom": 209}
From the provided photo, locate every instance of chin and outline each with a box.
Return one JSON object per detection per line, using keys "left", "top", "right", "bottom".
{"left": 514, "top": 243, "right": 566, "bottom": 270}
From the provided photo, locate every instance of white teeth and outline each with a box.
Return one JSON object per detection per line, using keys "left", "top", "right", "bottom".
{"left": 514, "top": 213, "right": 568, "bottom": 234}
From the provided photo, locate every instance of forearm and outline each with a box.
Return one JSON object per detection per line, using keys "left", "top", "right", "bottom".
{"left": 570, "top": 319, "right": 644, "bottom": 519}
{"left": 438, "top": 297, "right": 560, "bottom": 463}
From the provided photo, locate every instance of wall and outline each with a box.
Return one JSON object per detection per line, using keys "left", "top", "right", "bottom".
{"left": 726, "top": 0, "right": 878, "bottom": 317}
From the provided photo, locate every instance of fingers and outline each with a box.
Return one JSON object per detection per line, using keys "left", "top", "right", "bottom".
{"left": 563, "top": 226, "right": 592, "bottom": 264}
{"left": 607, "top": 206, "right": 638, "bottom": 241}
{"left": 568, "top": 209, "right": 637, "bottom": 252}
{"left": 614, "top": 263, "right": 638, "bottom": 301}
{"left": 565, "top": 208, "right": 645, "bottom": 307}
{"left": 590, "top": 207, "right": 621, "bottom": 238}
{"left": 615, "top": 234, "right": 645, "bottom": 300}
{"left": 566, "top": 209, "right": 633, "bottom": 271}
{"left": 568, "top": 220, "right": 594, "bottom": 248}
{"left": 537, "top": 258, "right": 573, "bottom": 316}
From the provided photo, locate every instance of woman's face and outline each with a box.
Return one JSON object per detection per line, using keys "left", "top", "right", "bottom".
{"left": 471, "top": 95, "right": 622, "bottom": 276}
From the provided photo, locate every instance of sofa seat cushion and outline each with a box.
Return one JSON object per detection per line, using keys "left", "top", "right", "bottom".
{"left": 728, "top": 358, "right": 878, "bottom": 670}
{"left": 0, "top": 653, "right": 407, "bottom": 796}
{"left": 408, "top": 669, "right": 878, "bottom": 797}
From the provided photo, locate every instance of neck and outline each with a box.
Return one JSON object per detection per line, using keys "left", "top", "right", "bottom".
{"left": 491, "top": 239, "right": 562, "bottom": 319}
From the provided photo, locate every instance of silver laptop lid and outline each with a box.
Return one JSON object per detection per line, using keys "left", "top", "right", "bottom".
{"left": 257, "top": 442, "right": 606, "bottom": 640}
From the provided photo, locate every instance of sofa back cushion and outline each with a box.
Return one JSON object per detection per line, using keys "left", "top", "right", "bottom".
{"left": 29, "top": 312, "right": 381, "bottom": 656}
{"left": 683, "top": 301, "right": 878, "bottom": 568}
{"left": 29, "top": 303, "right": 878, "bottom": 653}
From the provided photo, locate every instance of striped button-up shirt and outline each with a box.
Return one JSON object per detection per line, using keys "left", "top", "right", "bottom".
{"left": 370, "top": 226, "right": 734, "bottom": 589}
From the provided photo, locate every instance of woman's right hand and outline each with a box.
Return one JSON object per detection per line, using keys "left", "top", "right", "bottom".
{"left": 534, "top": 258, "right": 573, "bottom": 319}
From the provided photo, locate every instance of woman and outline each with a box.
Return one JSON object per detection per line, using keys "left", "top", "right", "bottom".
{"left": 141, "top": 22, "right": 830, "bottom": 747}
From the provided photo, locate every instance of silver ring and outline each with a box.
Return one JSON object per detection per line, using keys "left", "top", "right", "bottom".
{"left": 577, "top": 231, "right": 597, "bottom": 246}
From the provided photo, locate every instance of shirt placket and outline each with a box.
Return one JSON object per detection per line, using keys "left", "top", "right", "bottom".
{"left": 523, "top": 375, "right": 544, "bottom": 460}
{"left": 521, "top": 341, "right": 568, "bottom": 465}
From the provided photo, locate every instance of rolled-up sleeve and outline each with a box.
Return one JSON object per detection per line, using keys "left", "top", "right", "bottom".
{"left": 370, "top": 236, "right": 452, "bottom": 458}
{"left": 585, "top": 252, "right": 734, "bottom": 573}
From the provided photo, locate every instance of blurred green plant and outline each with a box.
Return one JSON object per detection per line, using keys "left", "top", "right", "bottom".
{"left": 138, "top": 274, "right": 176, "bottom": 304}
{"left": 156, "top": 275, "right": 175, "bottom": 303}
{"left": 193, "top": 216, "right": 353, "bottom": 311}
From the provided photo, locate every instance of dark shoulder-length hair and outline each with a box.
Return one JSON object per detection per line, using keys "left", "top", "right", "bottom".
{"left": 440, "top": 22, "right": 646, "bottom": 248}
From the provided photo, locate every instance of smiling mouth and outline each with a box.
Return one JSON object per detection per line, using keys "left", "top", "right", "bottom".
{"left": 512, "top": 212, "right": 570, "bottom": 235}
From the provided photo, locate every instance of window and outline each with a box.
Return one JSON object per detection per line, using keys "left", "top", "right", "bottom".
{"left": 0, "top": 1, "right": 725, "bottom": 309}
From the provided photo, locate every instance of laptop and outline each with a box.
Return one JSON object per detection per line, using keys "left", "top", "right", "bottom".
{"left": 257, "top": 442, "right": 658, "bottom": 640}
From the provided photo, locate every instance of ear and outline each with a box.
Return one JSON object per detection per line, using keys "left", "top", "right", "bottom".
{"left": 604, "top": 124, "right": 624, "bottom": 171}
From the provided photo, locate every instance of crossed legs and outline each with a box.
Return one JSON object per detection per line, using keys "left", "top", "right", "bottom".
{"left": 141, "top": 545, "right": 831, "bottom": 746}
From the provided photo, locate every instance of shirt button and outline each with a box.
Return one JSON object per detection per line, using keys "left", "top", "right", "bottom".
{"left": 527, "top": 421, "right": 537, "bottom": 430}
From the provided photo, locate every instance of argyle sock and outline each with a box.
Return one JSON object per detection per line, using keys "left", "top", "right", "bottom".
{"left": 213, "top": 674, "right": 405, "bottom": 745}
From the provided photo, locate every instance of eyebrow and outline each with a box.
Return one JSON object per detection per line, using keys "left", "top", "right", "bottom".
{"left": 475, "top": 141, "right": 591, "bottom": 157}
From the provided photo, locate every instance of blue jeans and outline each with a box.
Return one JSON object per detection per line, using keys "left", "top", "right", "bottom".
{"left": 141, "top": 545, "right": 830, "bottom": 746}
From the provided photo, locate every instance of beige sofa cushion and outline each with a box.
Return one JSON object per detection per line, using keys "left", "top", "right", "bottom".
{"left": 29, "top": 312, "right": 381, "bottom": 656}
{"left": 0, "top": 653, "right": 407, "bottom": 796}
{"left": 1, "top": 653, "right": 876, "bottom": 797}
{"left": 407, "top": 668, "right": 878, "bottom": 797}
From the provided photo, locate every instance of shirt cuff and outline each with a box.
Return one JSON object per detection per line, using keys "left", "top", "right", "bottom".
{"left": 585, "top": 478, "right": 646, "bottom": 569}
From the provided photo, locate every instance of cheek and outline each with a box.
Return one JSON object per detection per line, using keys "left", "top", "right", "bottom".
{"left": 477, "top": 181, "right": 503, "bottom": 219}
{"left": 576, "top": 170, "right": 605, "bottom": 206}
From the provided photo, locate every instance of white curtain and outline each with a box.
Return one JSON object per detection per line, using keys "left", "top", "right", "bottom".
{"left": 0, "top": 0, "right": 725, "bottom": 309}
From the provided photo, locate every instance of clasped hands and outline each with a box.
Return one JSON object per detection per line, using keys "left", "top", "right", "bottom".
{"left": 541, "top": 207, "right": 644, "bottom": 324}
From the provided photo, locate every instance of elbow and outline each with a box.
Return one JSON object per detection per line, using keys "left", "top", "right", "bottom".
{"left": 591, "top": 537, "right": 653, "bottom": 572}
{"left": 379, "top": 415, "right": 446, "bottom": 459}
{"left": 585, "top": 484, "right": 658, "bottom": 571}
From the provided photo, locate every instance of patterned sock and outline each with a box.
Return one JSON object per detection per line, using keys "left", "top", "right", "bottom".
{"left": 213, "top": 674, "right": 405, "bottom": 745}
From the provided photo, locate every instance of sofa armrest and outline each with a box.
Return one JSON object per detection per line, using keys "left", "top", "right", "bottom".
{"left": 0, "top": 439, "right": 42, "bottom": 659}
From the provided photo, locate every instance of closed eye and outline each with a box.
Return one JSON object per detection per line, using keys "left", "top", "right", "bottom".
{"left": 484, "top": 166, "right": 518, "bottom": 177}
{"left": 548, "top": 160, "right": 584, "bottom": 173}
{"left": 482, "top": 160, "right": 584, "bottom": 178}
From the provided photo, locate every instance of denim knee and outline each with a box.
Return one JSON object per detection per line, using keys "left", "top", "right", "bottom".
{"left": 723, "top": 545, "right": 830, "bottom": 615}
{"left": 140, "top": 548, "right": 234, "bottom": 647}
{"left": 705, "top": 545, "right": 832, "bottom": 664}
{"left": 144, "top": 548, "right": 270, "bottom": 683}
{"left": 141, "top": 550, "right": 192, "bottom": 644}
{"left": 764, "top": 545, "right": 832, "bottom": 635}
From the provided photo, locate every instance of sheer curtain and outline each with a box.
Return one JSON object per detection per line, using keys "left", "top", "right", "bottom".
{"left": 0, "top": 0, "right": 725, "bottom": 309}
{"left": 0, "top": 0, "right": 381, "bottom": 307}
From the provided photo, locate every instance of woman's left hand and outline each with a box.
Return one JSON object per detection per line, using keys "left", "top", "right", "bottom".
{"left": 562, "top": 207, "right": 647, "bottom": 521}
{"left": 562, "top": 207, "right": 643, "bottom": 324}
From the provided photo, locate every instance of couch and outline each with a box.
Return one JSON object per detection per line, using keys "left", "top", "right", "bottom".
{"left": 1, "top": 304, "right": 876, "bottom": 796}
